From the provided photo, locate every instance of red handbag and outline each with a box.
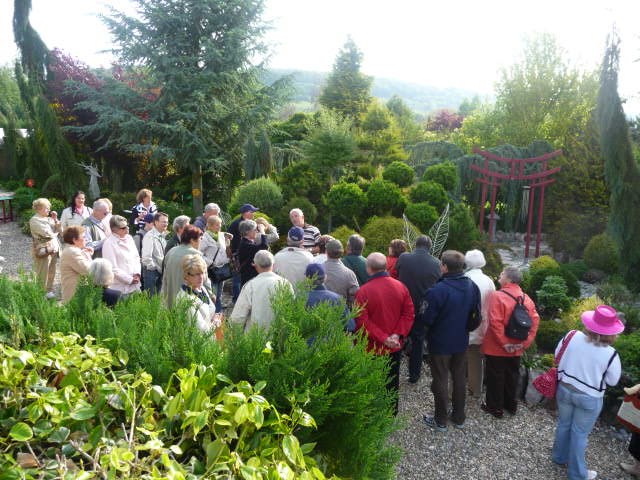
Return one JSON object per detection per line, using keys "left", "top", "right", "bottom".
{"left": 532, "top": 330, "right": 577, "bottom": 398}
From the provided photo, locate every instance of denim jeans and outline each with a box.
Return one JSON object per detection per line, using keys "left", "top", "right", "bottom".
{"left": 552, "top": 384, "right": 603, "bottom": 480}
{"left": 143, "top": 268, "right": 162, "bottom": 296}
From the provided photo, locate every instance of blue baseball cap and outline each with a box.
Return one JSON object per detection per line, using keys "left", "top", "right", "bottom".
{"left": 288, "top": 226, "right": 304, "bottom": 243}
{"left": 305, "top": 263, "right": 325, "bottom": 280}
{"left": 239, "top": 204, "right": 259, "bottom": 213}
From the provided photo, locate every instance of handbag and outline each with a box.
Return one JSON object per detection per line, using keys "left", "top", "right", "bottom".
{"left": 617, "top": 387, "right": 640, "bottom": 434}
{"left": 532, "top": 329, "right": 577, "bottom": 398}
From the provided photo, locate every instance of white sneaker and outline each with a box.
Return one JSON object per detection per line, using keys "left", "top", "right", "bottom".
{"left": 587, "top": 470, "right": 597, "bottom": 480}
{"left": 45, "top": 291, "right": 56, "bottom": 300}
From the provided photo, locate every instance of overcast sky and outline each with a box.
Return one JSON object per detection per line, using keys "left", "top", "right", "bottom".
{"left": 1, "top": 0, "right": 639, "bottom": 112}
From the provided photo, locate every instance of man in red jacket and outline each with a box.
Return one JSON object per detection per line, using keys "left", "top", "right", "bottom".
{"left": 355, "top": 252, "right": 414, "bottom": 415}
{"left": 481, "top": 266, "right": 540, "bottom": 418}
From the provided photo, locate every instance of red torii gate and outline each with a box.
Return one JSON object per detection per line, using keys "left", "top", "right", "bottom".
{"left": 470, "top": 147, "right": 562, "bottom": 259}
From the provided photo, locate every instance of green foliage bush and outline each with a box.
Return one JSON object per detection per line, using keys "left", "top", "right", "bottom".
{"left": 536, "top": 275, "right": 571, "bottom": 317}
{"left": 327, "top": 182, "right": 366, "bottom": 229}
{"left": 361, "top": 216, "right": 419, "bottom": 256}
{"left": 445, "top": 202, "right": 480, "bottom": 253}
{"left": 583, "top": 233, "right": 619, "bottom": 274}
{"left": 529, "top": 255, "right": 559, "bottom": 275}
{"left": 365, "top": 179, "right": 407, "bottom": 217}
{"left": 329, "top": 225, "right": 358, "bottom": 250}
{"left": 220, "top": 286, "right": 400, "bottom": 479}
{"left": 0, "top": 334, "right": 336, "bottom": 479}
{"left": 422, "top": 161, "right": 458, "bottom": 192}
{"left": 228, "top": 177, "right": 284, "bottom": 217}
{"left": 382, "top": 161, "right": 414, "bottom": 187}
{"left": 408, "top": 181, "right": 448, "bottom": 212}
{"left": 404, "top": 202, "right": 437, "bottom": 232}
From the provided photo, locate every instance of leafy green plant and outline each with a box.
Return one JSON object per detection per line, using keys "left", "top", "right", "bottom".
{"left": 361, "top": 216, "right": 419, "bottom": 256}
{"left": 536, "top": 275, "right": 571, "bottom": 317}
{"left": 583, "top": 232, "right": 619, "bottom": 274}
{"left": 403, "top": 202, "right": 437, "bottom": 232}
{"left": 382, "top": 161, "right": 414, "bottom": 187}
{"left": 408, "top": 181, "right": 448, "bottom": 211}
{"left": 365, "top": 179, "right": 407, "bottom": 217}
{"left": 228, "top": 177, "right": 284, "bottom": 217}
{"left": 326, "top": 182, "right": 366, "bottom": 229}
{"left": 422, "top": 161, "right": 458, "bottom": 192}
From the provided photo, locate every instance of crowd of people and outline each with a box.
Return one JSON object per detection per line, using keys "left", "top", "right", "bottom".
{"left": 26, "top": 188, "right": 638, "bottom": 480}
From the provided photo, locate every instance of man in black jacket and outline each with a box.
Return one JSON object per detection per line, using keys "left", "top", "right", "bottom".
{"left": 396, "top": 235, "right": 441, "bottom": 383}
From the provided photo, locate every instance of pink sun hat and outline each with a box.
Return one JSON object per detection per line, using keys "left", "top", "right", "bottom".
{"left": 581, "top": 305, "right": 625, "bottom": 336}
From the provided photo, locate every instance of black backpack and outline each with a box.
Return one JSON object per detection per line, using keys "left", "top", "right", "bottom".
{"left": 500, "top": 290, "right": 532, "bottom": 341}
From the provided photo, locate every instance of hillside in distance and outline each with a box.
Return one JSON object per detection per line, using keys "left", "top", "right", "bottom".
{"left": 264, "top": 68, "right": 481, "bottom": 115}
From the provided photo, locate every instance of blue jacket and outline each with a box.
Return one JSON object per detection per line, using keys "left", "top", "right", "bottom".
{"left": 306, "top": 285, "right": 355, "bottom": 332}
{"left": 419, "top": 272, "right": 480, "bottom": 355}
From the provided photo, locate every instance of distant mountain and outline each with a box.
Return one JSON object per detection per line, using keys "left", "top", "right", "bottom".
{"left": 263, "top": 68, "right": 482, "bottom": 115}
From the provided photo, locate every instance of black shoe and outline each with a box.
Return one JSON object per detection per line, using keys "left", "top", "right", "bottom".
{"left": 481, "top": 403, "right": 503, "bottom": 419}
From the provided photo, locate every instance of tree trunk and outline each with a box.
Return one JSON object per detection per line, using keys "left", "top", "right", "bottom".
{"left": 192, "top": 164, "right": 203, "bottom": 217}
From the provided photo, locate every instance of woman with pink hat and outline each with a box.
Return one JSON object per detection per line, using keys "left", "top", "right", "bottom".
{"left": 551, "top": 305, "right": 624, "bottom": 480}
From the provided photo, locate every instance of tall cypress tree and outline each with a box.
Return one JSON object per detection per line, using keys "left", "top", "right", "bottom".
{"left": 319, "top": 37, "right": 372, "bottom": 123}
{"left": 596, "top": 35, "right": 640, "bottom": 290}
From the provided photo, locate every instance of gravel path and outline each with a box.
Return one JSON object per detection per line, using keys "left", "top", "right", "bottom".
{"left": 0, "top": 221, "right": 636, "bottom": 479}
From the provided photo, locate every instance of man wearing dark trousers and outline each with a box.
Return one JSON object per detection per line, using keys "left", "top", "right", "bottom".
{"left": 396, "top": 235, "right": 441, "bottom": 383}
{"left": 355, "top": 252, "right": 414, "bottom": 415}
{"left": 420, "top": 250, "right": 481, "bottom": 431}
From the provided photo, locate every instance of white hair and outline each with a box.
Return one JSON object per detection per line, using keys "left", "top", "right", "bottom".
{"left": 204, "top": 203, "right": 220, "bottom": 213}
{"left": 173, "top": 215, "right": 190, "bottom": 233}
{"left": 254, "top": 250, "right": 274, "bottom": 269}
{"left": 289, "top": 208, "right": 303, "bottom": 216}
{"left": 89, "top": 258, "right": 114, "bottom": 287}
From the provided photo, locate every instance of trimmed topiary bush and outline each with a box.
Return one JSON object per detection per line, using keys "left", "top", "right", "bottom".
{"left": 583, "top": 233, "right": 619, "bottom": 275}
{"left": 327, "top": 182, "right": 367, "bottom": 229}
{"left": 408, "top": 181, "right": 448, "bottom": 212}
{"left": 404, "top": 202, "right": 437, "bottom": 232}
{"left": 361, "top": 216, "right": 419, "bottom": 256}
{"left": 382, "top": 161, "right": 414, "bottom": 187}
{"left": 228, "top": 177, "right": 284, "bottom": 217}
{"left": 365, "top": 180, "right": 407, "bottom": 217}
{"left": 529, "top": 255, "right": 559, "bottom": 276}
{"left": 422, "top": 161, "right": 458, "bottom": 192}
{"left": 444, "top": 202, "right": 480, "bottom": 253}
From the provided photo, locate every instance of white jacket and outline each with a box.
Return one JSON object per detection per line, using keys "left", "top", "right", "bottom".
{"left": 102, "top": 234, "right": 141, "bottom": 294}
{"left": 465, "top": 268, "right": 496, "bottom": 345}
{"left": 141, "top": 227, "right": 167, "bottom": 272}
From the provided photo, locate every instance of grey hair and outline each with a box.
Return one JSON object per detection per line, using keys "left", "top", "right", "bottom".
{"left": 326, "top": 239, "right": 344, "bottom": 258}
{"left": 254, "top": 250, "right": 274, "bottom": 269}
{"left": 366, "top": 252, "right": 387, "bottom": 272}
{"left": 92, "top": 200, "right": 109, "bottom": 212}
{"left": 347, "top": 234, "right": 365, "bottom": 255}
{"left": 204, "top": 203, "right": 220, "bottom": 213}
{"left": 173, "top": 215, "right": 190, "bottom": 233}
{"left": 503, "top": 266, "right": 522, "bottom": 284}
{"left": 289, "top": 208, "right": 303, "bottom": 216}
{"left": 89, "top": 258, "right": 114, "bottom": 287}
{"left": 415, "top": 235, "right": 432, "bottom": 250}
{"left": 239, "top": 220, "right": 257, "bottom": 237}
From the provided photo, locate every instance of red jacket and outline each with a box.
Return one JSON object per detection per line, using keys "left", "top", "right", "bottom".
{"left": 481, "top": 283, "right": 540, "bottom": 357}
{"left": 355, "top": 272, "right": 414, "bottom": 354}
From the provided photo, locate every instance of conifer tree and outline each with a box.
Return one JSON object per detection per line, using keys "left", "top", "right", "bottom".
{"left": 319, "top": 37, "right": 372, "bottom": 123}
{"left": 596, "top": 35, "right": 640, "bottom": 290}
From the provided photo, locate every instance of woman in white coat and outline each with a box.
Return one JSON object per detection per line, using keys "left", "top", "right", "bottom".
{"left": 175, "top": 254, "right": 221, "bottom": 335}
{"left": 464, "top": 249, "right": 496, "bottom": 398}
{"left": 101, "top": 215, "right": 141, "bottom": 295}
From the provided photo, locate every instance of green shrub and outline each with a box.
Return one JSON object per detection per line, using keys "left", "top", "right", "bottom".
{"left": 529, "top": 255, "right": 559, "bottom": 275}
{"left": 445, "top": 202, "right": 480, "bottom": 253}
{"left": 220, "top": 286, "right": 400, "bottom": 479}
{"left": 583, "top": 233, "right": 619, "bottom": 274}
{"left": 273, "top": 196, "right": 319, "bottom": 232}
{"left": 536, "top": 275, "right": 571, "bottom": 317}
{"left": 361, "top": 216, "right": 419, "bottom": 256}
{"left": 408, "top": 181, "right": 448, "bottom": 211}
{"left": 327, "top": 182, "right": 367, "bottom": 229}
{"left": 228, "top": 177, "right": 284, "bottom": 217}
{"left": 562, "top": 260, "right": 589, "bottom": 281}
{"left": 365, "top": 180, "right": 407, "bottom": 217}
{"left": 382, "top": 161, "right": 414, "bottom": 187}
{"left": 524, "top": 266, "right": 580, "bottom": 302}
{"left": 329, "top": 225, "right": 358, "bottom": 250}
{"left": 404, "top": 202, "right": 437, "bottom": 232}
{"left": 422, "top": 161, "right": 458, "bottom": 191}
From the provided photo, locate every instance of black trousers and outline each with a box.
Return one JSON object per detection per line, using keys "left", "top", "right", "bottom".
{"left": 408, "top": 318, "right": 426, "bottom": 380}
{"left": 485, "top": 355, "right": 520, "bottom": 412}
{"left": 386, "top": 351, "right": 402, "bottom": 416}
{"left": 429, "top": 351, "right": 467, "bottom": 425}
{"left": 630, "top": 432, "right": 640, "bottom": 461}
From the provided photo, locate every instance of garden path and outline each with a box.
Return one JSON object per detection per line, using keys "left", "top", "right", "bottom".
{"left": 0, "top": 221, "right": 634, "bottom": 479}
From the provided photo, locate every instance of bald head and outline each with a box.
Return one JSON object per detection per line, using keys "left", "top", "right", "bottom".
{"left": 366, "top": 252, "right": 387, "bottom": 275}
